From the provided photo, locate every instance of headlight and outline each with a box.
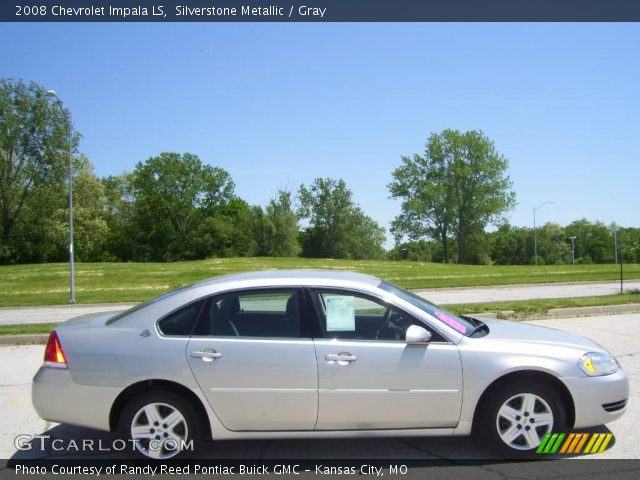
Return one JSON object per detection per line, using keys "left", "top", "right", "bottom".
{"left": 578, "top": 352, "right": 619, "bottom": 376}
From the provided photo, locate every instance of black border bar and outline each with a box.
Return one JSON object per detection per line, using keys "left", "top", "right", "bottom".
{"left": 2, "top": 459, "right": 640, "bottom": 480}
{"left": 3, "top": 0, "right": 640, "bottom": 22}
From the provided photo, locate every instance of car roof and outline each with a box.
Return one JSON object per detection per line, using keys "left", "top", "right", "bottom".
{"left": 194, "top": 269, "right": 382, "bottom": 288}
{"left": 106, "top": 270, "right": 386, "bottom": 328}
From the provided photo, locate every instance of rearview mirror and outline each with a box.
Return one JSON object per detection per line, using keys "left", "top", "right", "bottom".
{"left": 406, "top": 325, "right": 432, "bottom": 345}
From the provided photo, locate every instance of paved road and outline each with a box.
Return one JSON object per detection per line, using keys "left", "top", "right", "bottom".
{"left": 0, "top": 303, "right": 136, "bottom": 326}
{"left": 1, "top": 313, "right": 637, "bottom": 460}
{"left": 1, "top": 280, "right": 639, "bottom": 325}
{"left": 417, "top": 280, "right": 640, "bottom": 305}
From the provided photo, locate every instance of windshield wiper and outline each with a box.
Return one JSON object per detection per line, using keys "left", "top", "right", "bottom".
{"left": 468, "top": 323, "right": 487, "bottom": 336}
{"left": 460, "top": 315, "right": 487, "bottom": 337}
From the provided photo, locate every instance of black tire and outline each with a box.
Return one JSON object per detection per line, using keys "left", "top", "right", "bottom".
{"left": 476, "top": 381, "right": 568, "bottom": 458}
{"left": 119, "top": 391, "right": 201, "bottom": 460}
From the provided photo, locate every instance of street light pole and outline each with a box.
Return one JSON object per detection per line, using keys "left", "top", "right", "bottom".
{"left": 46, "top": 90, "right": 75, "bottom": 304}
{"left": 533, "top": 201, "right": 555, "bottom": 265}
{"left": 570, "top": 236, "right": 576, "bottom": 265}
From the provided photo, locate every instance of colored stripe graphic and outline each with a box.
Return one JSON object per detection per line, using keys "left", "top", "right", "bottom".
{"left": 551, "top": 433, "right": 565, "bottom": 453}
{"left": 544, "top": 433, "right": 559, "bottom": 453}
{"left": 598, "top": 433, "right": 613, "bottom": 453}
{"left": 568, "top": 433, "right": 587, "bottom": 453}
{"left": 536, "top": 433, "right": 552, "bottom": 453}
{"left": 574, "top": 433, "right": 589, "bottom": 453}
{"left": 584, "top": 433, "right": 599, "bottom": 453}
{"left": 559, "top": 433, "right": 575, "bottom": 453}
{"left": 537, "top": 433, "right": 565, "bottom": 453}
{"left": 585, "top": 433, "right": 613, "bottom": 454}
{"left": 537, "top": 433, "right": 613, "bottom": 454}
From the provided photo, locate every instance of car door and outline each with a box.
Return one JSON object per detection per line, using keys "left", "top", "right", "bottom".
{"left": 186, "top": 288, "right": 318, "bottom": 431}
{"left": 310, "top": 289, "right": 463, "bottom": 430}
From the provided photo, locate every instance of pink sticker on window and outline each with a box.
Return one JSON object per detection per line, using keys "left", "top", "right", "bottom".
{"left": 434, "top": 311, "right": 466, "bottom": 334}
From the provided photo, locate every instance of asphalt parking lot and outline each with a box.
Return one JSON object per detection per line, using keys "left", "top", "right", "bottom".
{"left": 0, "top": 313, "right": 637, "bottom": 461}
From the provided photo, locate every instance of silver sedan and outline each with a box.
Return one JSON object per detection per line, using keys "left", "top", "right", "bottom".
{"left": 32, "top": 270, "right": 628, "bottom": 459}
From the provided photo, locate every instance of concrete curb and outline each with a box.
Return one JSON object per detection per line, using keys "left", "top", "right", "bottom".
{"left": 546, "top": 303, "right": 640, "bottom": 317}
{"left": 470, "top": 303, "right": 640, "bottom": 321}
{"left": 0, "top": 334, "right": 48, "bottom": 345}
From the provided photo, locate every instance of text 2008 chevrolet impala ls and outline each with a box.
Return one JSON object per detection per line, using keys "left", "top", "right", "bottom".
{"left": 33, "top": 270, "right": 628, "bottom": 459}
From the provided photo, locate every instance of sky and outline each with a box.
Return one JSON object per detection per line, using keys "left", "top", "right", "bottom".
{"left": 1, "top": 23, "right": 638, "bottom": 247}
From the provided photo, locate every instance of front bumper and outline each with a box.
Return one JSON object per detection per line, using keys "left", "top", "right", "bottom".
{"left": 32, "top": 366, "right": 121, "bottom": 432}
{"left": 562, "top": 368, "right": 629, "bottom": 429}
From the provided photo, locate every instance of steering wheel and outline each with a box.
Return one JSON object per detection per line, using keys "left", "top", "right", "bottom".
{"left": 375, "top": 308, "right": 405, "bottom": 340}
{"left": 374, "top": 308, "right": 391, "bottom": 340}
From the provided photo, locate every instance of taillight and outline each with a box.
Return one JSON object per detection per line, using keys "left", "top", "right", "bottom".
{"left": 44, "top": 330, "right": 67, "bottom": 366}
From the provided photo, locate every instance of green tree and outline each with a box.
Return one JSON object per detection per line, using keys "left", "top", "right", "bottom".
{"left": 626, "top": 232, "right": 640, "bottom": 264}
{"left": 389, "top": 129, "right": 516, "bottom": 264}
{"left": 618, "top": 226, "right": 640, "bottom": 264}
{"left": 489, "top": 224, "right": 535, "bottom": 265}
{"left": 132, "top": 152, "right": 235, "bottom": 260}
{"left": 4, "top": 175, "right": 63, "bottom": 263}
{"left": 536, "top": 223, "right": 571, "bottom": 265}
{"left": 388, "top": 239, "right": 434, "bottom": 262}
{"left": 7, "top": 156, "right": 110, "bottom": 263}
{"left": 44, "top": 157, "right": 109, "bottom": 261}
{"left": 253, "top": 190, "right": 300, "bottom": 257}
{"left": 565, "top": 219, "right": 614, "bottom": 264}
{"left": 298, "top": 178, "right": 385, "bottom": 259}
{"left": 0, "top": 79, "right": 79, "bottom": 259}
{"left": 191, "top": 197, "right": 257, "bottom": 258}
{"left": 101, "top": 172, "right": 138, "bottom": 261}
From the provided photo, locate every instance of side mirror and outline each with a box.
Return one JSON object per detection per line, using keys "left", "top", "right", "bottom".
{"left": 406, "top": 325, "right": 432, "bottom": 345}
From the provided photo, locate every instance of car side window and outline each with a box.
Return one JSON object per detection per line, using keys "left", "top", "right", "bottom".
{"left": 192, "top": 289, "right": 304, "bottom": 338}
{"left": 157, "top": 300, "right": 205, "bottom": 336}
{"left": 312, "top": 290, "right": 440, "bottom": 342}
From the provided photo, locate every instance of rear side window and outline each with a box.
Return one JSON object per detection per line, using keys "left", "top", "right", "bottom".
{"left": 193, "top": 289, "right": 303, "bottom": 338}
{"left": 238, "top": 292, "right": 292, "bottom": 312}
{"left": 157, "top": 300, "right": 205, "bottom": 336}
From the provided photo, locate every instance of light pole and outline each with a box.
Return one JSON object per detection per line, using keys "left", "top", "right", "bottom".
{"left": 46, "top": 90, "right": 75, "bottom": 304}
{"left": 533, "top": 201, "right": 554, "bottom": 265}
{"left": 613, "top": 229, "right": 619, "bottom": 265}
{"left": 570, "top": 236, "right": 576, "bottom": 265}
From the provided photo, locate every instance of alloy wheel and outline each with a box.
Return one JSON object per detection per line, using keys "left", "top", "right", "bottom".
{"left": 130, "top": 402, "right": 188, "bottom": 459}
{"left": 496, "top": 392, "right": 554, "bottom": 451}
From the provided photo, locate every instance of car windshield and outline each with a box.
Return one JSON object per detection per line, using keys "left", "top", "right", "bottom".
{"left": 379, "top": 280, "right": 475, "bottom": 336}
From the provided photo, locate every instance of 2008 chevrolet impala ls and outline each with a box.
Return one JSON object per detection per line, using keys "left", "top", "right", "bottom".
{"left": 33, "top": 270, "right": 628, "bottom": 459}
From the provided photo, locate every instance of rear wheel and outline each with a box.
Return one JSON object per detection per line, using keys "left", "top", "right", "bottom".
{"left": 119, "top": 391, "right": 201, "bottom": 459}
{"left": 477, "top": 381, "right": 567, "bottom": 458}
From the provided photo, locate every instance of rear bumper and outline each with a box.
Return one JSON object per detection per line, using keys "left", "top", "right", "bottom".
{"left": 32, "top": 366, "right": 121, "bottom": 432}
{"left": 562, "top": 369, "right": 629, "bottom": 428}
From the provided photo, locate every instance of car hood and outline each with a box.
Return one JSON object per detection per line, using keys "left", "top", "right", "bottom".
{"left": 479, "top": 318, "right": 605, "bottom": 352}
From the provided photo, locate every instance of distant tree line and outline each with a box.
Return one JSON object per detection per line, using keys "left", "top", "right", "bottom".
{"left": 389, "top": 221, "right": 640, "bottom": 265}
{"left": 1, "top": 78, "right": 638, "bottom": 266}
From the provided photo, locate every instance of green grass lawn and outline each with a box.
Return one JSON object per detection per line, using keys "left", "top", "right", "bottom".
{"left": 0, "top": 323, "right": 56, "bottom": 336}
{"left": 0, "top": 257, "right": 638, "bottom": 307}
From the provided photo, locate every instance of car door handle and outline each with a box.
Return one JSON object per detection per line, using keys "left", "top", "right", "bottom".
{"left": 190, "top": 349, "right": 222, "bottom": 361}
{"left": 325, "top": 353, "right": 357, "bottom": 363}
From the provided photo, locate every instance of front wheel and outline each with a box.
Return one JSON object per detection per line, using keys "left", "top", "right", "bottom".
{"left": 477, "top": 381, "right": 568, "bottom": 458}
{"left": 119, "top": 391, "right": 201, "bottom": 459}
